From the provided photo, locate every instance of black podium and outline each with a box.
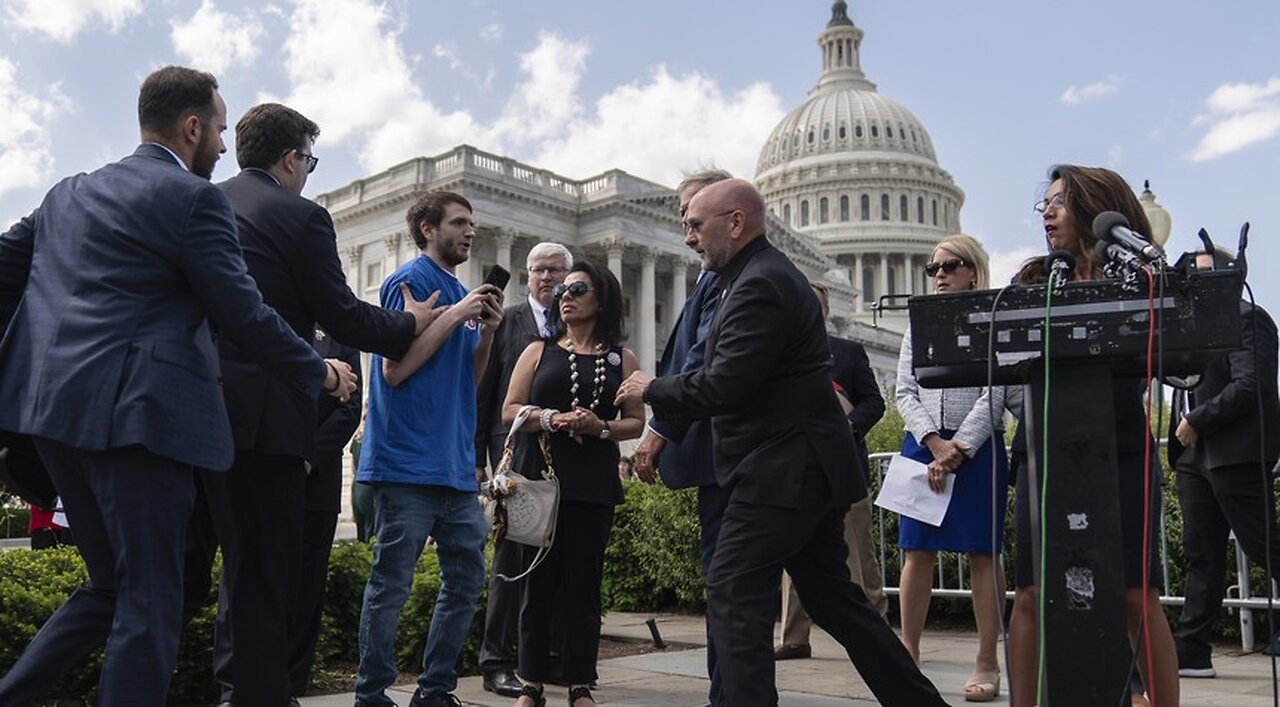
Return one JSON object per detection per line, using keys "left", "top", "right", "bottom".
{"left": 909, "top": 269, "right": 1243, "bottom": 704}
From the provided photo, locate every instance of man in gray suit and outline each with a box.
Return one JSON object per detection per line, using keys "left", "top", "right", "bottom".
{"left": 474, "top": 241, "right": 572, "bottom": 696}
{"left": 0, "top": 66, "right": 355, "bottom": 706}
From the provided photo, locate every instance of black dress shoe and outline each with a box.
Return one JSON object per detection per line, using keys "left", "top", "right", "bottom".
{"left": 773, "top": 642, "right": 812, "bottom": 660}
{"left": 483, "top": 668, "right": 525, "bottom": 697}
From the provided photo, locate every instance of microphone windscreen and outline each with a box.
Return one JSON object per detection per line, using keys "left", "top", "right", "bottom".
{"left": 1043, "top": 249, "right": 1077, "bottom": 273}
{"left": 1091, "top": 211, "right": 1130, "bottom": 243}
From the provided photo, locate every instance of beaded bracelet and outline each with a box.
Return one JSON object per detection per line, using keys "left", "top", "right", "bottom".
{"left": 539, "top": 407, "right": 555, "bottom": 433}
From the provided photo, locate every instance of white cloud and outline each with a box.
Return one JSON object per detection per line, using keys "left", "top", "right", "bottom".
{"left": 276, "top": 0, "right": 481, "bottom": 172}
{"left": 0, "top": 56, "right": 72, "bottom": 196}
{"left": 1189, "top": 76, "right": 1280, "bottom": 162}
{"left": 432, "top": 43, "right": 464, "bottom": 72}
{"left": 988, "top": 246, "right": 1041, "bottom": 288}
{"left": 530, "top": 66, "right": 783, "bottom": 183}
{"left": 1059, "top": 76, "right": 1120, "bottom": 105}
{"left": 492, "top": 33, "right": 588, "bottom": 143}
{"left": 170, "top": 0, "right": 266, "bottom": 75}
{"left": 479, "top": 23, "right": 502, "bottom": 41}
{"left": 3, "top": 0, "right": 142, "bottom": 42}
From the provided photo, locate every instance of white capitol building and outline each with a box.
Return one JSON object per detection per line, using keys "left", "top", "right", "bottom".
{"left": 317, "top": 1, "right": 963, "bottom": 386}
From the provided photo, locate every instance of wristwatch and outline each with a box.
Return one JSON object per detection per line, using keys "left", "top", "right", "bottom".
{"left": 599, "top": 421, "right": 612, "bottom": 440}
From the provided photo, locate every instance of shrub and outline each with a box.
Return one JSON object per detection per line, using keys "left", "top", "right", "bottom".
{"left": 601, "top": 481, "right": 704, "bottom": 613}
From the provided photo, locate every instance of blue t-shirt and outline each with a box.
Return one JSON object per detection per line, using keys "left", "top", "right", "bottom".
{"left": 358, "top": 255, "right": 479, "bottom": 491}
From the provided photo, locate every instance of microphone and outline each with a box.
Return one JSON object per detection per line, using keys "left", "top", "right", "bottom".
{"left": 1043, "top": 249, "right": 1077, "bottom": 280}
{"left": 1094, "top": 239, "right": 1145, "bottom": 273}
{"left": 1092, "top": 211, "right": 1165, "bottom": 262}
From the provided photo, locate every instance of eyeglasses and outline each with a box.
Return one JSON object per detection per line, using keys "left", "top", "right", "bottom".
{"left": 923, "top": 258, "right": 969, "bottom": 277}
{"left": 528, "top": 266, "right": 567, "bottom": 277}
{"left": 682, "top": 209, "right": 738, "bottom": 234}
{"left": 295, "top": 150, "right": 319, "bottom": 174}
{"left": 553, "top": 282, "right": 593, "bottom": 299}
{"left": 1033, "top": 193, "right": 1064, "bottom": 214}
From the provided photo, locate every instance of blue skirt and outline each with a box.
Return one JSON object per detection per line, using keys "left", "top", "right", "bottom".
{"left": 897, "top": 430, "right": 1009, "bottom": 555}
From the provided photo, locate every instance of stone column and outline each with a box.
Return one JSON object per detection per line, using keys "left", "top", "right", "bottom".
{"left": 879, "top": 254, "right": 890, "bottom": 303}
{"left": 854, "top": 252, "right": 865, "bottom": 313}
{"left": 496, "top": 228, "right": 517, "bottom": 301}
{"left": 383, "top": 232, "right": 401, "bottom": 281}
{"left": 344, "top": 246, "right": 361, "bottom": 292}
{"left": 669, "top": 258, "right": 690, "bottom": 319}
{"left": 638, "top": 248, "right": 657, "bottom": 373}
{"left": 604, "top": 238, "right": 625, "bottom": 287}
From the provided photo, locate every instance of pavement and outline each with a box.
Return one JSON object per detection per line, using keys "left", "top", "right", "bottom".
{"left": 298, "top": 611, "right": 1280, "bottom": 706}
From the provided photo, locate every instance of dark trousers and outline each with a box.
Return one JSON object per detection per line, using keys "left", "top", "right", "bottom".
{"left": 480, "top": 433, "right": 521, "bottom": 673}
{"left": 706, "top": 465, "right": 945, "bottom": 707}
{"left": 1175, "top": 458, "right": 1280, "bottom": 659}
{"left": 696, "top": 482, "right": 731, "bottom": 705}
{"left": 518, "top": 501, "right": 614, "bottom": 685}
{"left": 289, "top": 458, "right": 343, "bottom": 695}
{"left": 0, "top": 439, "right": 196, "bottom": 706}
{"left": 209, "top": 452, "right": 309, "bottom": 706}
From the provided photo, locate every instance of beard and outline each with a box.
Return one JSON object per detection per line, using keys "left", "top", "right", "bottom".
{"left": 189, "top": 124, "right": 219, "bottom": 179}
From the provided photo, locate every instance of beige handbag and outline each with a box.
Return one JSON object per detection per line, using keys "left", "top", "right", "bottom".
{"left": 482, "top": 405, "right": 559, "bottom": 581}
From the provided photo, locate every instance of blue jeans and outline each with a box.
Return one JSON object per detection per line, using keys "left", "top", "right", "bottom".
{"left": 355, "top": 483, "right": 488, "bottom": 703}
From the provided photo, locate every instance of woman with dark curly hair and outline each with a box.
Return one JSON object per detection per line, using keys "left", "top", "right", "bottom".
{"left": 1007, "top": 165, "right": 1178, "bottom": 707}
{"left": 502, "top": 260, "right": 646, "bottom": 707}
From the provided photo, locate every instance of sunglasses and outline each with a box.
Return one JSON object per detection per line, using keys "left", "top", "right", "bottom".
{"left": 923, "top": 258, "right": 968, "bottom": 277}
{"left": 552, "top": 282, "right": 593, "bottom": 299}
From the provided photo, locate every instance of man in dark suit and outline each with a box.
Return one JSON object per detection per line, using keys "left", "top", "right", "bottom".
{"left": 208, "top": 102, "right": 440, "bottom": 705}
{"left": 291, "top": 329, "right": 364, "bottom": 695}
{"left": 0, "top": 66, "right": 354, "bottom": 706}
{"left": 474, "top": 241, "right": 572, "bottom": 697}
{"left": 776, "top": 281, "right": 888, "bottom": 660}
{"left": 630, "top": 167, "right": 731, "bottom": 705}
{"left": 1170, "top": 249, "right": 1280, "bottom": 678}
{"left": 616, "top": 179, "right": 943, "bottom": 706}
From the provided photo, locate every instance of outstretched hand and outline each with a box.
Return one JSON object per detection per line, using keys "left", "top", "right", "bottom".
{"left": 324, "top": 358, "right": 358, "bottom": 403}
{"left": 399, "top": 284, "right": 444, "bottom": 335}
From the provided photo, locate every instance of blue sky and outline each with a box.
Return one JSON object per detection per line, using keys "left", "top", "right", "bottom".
{"left": 2, "top": 0, "right": 1278, "bottom": 309}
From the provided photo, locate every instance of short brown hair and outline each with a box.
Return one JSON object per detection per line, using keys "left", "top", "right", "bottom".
{"left": 235, "top": 103, "right": 319, "bottom": 170}
{"left": 138, "top": 66, "right": 219, "bottom": 137}
{"left": 406, "top": 192, "right": 473, "bottom": 249}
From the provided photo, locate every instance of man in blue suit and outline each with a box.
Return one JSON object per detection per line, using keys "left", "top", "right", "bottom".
{"left": 631, "top": 167, "right": 731, "bottom": 707}
{"left": 0, "top": 66, "right": 354, "bottom": 706}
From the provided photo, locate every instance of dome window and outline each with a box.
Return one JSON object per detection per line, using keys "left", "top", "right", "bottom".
{"left": 912, "top": 129, "right": 918, "bottom": 144}
{"left": 855, "top": 124, "right": 863, "bottom": 138}
{"left": 819, "top": 197, "right": 829, "bottom": 224}
{"left": 783, "top": 203, "right": 792, "bottom": 225}
{"left": 822, "top": 126, "right": 830, "bottom": 141}
{"left": 860, "top": 194, "right": 870, "bottom": 221}
{"left": 800, "top": 200, "right": 810, "bottom": 226}
{"left": 840, "top": 195, "right": 850, "bottom": 221}
{"left": 917, "top": 196, "right": 924, "bottom": 224}
{"left": 899, "top": 195, "right": 909, "bottom": 221}
{"left": 886, "top": 125, "right": 894, "bottom": 139}
{"left": 871, "top": 124, "right": 879, "bottom": 138}
{"left": 807, "top": 130, "right": 815, "bottom": 145}
{"left": 932, "top": 199, "right": 939, "bottom": 226}
{"left": 880, "top": 194, "right": 890, "bottom": 221}
{"left": 838, "top": 124, "right": 847, "bottom": 140}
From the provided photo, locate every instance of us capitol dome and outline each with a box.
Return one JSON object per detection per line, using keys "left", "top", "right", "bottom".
{"left": 755, "top": 1, "right": 965, "bottom": 322}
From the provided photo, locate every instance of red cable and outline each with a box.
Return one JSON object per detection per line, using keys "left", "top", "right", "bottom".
{"left": 1141, "top": 266, "right": 1158, "bottom": 706}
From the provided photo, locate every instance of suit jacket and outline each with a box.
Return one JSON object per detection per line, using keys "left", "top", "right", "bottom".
{"left": 829, "top": 335, "right": 885, "bottom": 481}
{"left": 474, "top": 298, "right": 541, "bottom": 467}
{"left": 1169, "top": 301, "right": 1280, "bottom": 470}
{"left": 309, "top": 332, "right": 362, "bottom": 514}
{"left": 0, "top": 145, "right": 325, "bottom": 471}
{"left": 652, "top": 271, "right": 718, "bottom": 489}
{"left": 217, "top": 169, "right": 414, "bottom": 459}
{"left": 646, "top": 237, "right": 860, "bottom": 509}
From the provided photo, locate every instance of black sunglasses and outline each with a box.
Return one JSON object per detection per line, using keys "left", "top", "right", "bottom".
{"left": 553, "top": 282, "right": 593, "bottom": 299}
{"left": 923, "top": 258, "right": 968, "bottom": 277}
{"left": 285, "top": 148, "right": 319, "bottom": 174}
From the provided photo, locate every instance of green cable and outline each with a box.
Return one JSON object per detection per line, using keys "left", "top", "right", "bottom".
{"left": 1036, "top": 271, "right": 1056, "bottom": 705}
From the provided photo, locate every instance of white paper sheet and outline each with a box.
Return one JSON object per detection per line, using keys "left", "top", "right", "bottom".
{"left": 873, "top": 454, "right": 955, "bottom": 527}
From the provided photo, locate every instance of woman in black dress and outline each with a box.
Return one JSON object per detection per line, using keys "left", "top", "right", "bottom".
{"left": 502, "top": 260, "right": 645, "bottom": 707}
{"left": 1006, "top": 165, "right": 1177, "bottom": 706}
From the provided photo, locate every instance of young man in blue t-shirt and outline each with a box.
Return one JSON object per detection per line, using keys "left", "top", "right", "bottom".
{"left": 355, "top": 191, "right": 504, "bottom": 707}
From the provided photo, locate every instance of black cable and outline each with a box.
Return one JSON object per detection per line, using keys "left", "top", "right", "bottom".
{"left": 1241, "top": 280, "right": 1279, "bottom": 707}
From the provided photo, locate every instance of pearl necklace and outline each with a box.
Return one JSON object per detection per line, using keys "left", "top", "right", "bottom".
{"left": 566, "top": 340, "right": 607, "bottom": 413}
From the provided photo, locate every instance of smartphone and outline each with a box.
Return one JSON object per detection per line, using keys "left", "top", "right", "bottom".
{"left": 480, "top": 265, "right": 510, "bottom": 318}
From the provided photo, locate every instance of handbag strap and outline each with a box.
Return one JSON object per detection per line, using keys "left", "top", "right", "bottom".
{"left": 486, "top": 405, "right": 538, "bottom": 484}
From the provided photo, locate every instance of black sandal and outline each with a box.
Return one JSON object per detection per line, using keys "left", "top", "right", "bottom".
{"left": 519, "top": 683, "right": 546, "bottom": 707}
{"left": 567, "top": 685, "right": 594, "bottom": 706}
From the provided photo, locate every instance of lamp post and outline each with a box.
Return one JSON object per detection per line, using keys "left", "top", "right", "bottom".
{"left": 1139, "top": 179, "right": 1172, "bottom": 247}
